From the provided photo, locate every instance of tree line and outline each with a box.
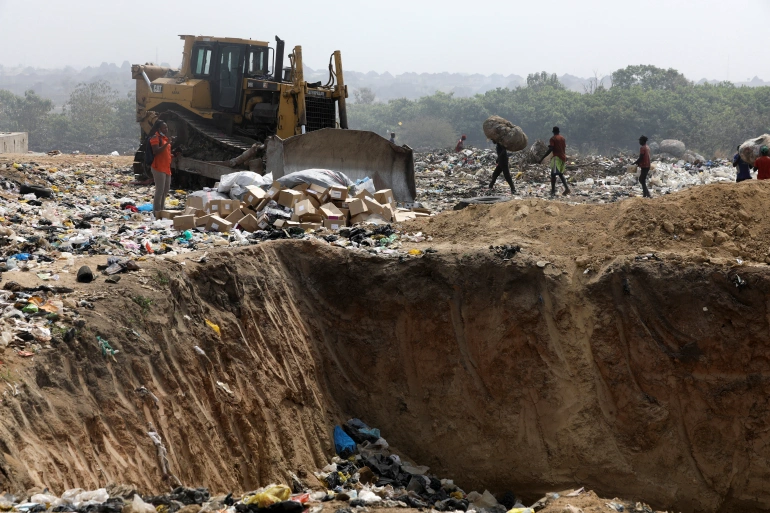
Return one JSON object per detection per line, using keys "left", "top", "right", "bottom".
{"left": 2, "top": 65, "right": 769, "bottom": 158}
{"left": 0, "top": 80, "right": 136, "bottom": 154}
{"left": 349, "top": 65, "right": 770, "bottom": 158}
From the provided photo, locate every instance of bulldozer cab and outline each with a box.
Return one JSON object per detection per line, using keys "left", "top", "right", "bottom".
{"left": 189, "top": 40, "right": 271, "bottom": 113}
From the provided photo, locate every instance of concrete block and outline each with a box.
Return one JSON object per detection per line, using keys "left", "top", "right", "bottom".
{"left": 0, "top": 132, "right": 28, "bottom": 154}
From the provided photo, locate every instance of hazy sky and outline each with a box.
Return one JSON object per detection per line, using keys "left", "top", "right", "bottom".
{"left": 1, "top": 0, "right": 768, "bottom": 81}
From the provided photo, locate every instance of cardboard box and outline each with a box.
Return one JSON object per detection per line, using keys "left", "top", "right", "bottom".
{"left": 363, "top": 197, "right": 387, "bottom": 217}
{"left": 394, "top": 211, "right": 417, "bottom": 222}
{"left": 323, "top": 218, "right": 347, "bottom": 231}
{"left": 205, "top": 215, "right": 232, "bottom": 233}
{"left": 254, "top": 198, "right": 270, "bottom": 212}
{"left": 158, "top": 210, "right": 179, "bottom": 220}
{"left": 256, "top": 214, "right": 271, "bottom": 230}
{"left": 243, "top": 185, "right": 266, "bottom": 207}
{"left": 328, "top": 186, "right": 348, "bottom": 201}
{"left": 355, "top": 189, "right": 374, "bottom": 201}
{"left": 278, "top": 189, "right": 304, "bottom": 208}
{"left": 319, "top": 202, "right": 344, "bottom": 220}
{"left": 309, "top": 183, "right": 328, "bottom": 195}
{"left": 225, "top": 208, "right": 247, "bottom": 225}
{"left": 292, "top": 183, "right": 310, "bottom": 192}
{"left": 187, "top": 195, "right": 204, "bottom": 210}
{"left": 350, "top": 213, "right": 370, "bottom": 225}
{"left": 294, "top": 199, "right": 316, "bottom": 219}
{"left": 374, "top": 189, "right": 395, "bottom": 206}
{"left": 183, "top": 206, "right": 198, "bottom": 215}
{"left": 307, "top": 195, "right": 321, "bottom": 209}
{"left": 347, "top": 198, "right": 368, "bottom": 216}
{"left": 207, "top": 199, "right": 240, "bottom": 215}
{"left": 274, "top": 219, "right": 299, "bottom": 229}
{"left": 299, "top": 222, "right": 322, "bottom": 230}
{"left": 338, "top": 207, "right": 350, "bottom": 220}
{"left": 238, "top": 214, "right": 260, "bottom": 233}
{"left": 173, "top": 215, "right": 196, "bottom": 230}
{"left": 301, "top": 214, "right": 324, "bottom": 224}
{"left": 195, "top": 215, "right": 212, "bottom": 227}
{"left": 265, "top": 181, "right": 283, "bottom": 199}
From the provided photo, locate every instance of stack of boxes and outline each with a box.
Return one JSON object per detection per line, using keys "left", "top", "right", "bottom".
{"left": 158, "top": 181, "right": 426, "bottom": 234}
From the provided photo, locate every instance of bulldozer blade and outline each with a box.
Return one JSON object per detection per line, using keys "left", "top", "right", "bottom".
{"left": 266, "top": 129, "right": 416, "bottom": 203}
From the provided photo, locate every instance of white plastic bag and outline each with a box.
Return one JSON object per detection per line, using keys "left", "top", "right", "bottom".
{"left": 131, "top": 494, "right": 157, "bottom": 513}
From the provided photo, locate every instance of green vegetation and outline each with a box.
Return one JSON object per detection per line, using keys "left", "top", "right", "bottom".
{"left": 0, "top": 80, "right": 135, "bottom": 152}
{"left": 131, "top": 295, "right": 154, "bottom": 313}
{"left": 350, "top": 66, "right": 770, "bottom": 157}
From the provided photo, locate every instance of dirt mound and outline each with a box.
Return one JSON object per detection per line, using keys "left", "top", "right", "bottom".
{"left": 408, "top": 180, "right": 770, "bottom": 268}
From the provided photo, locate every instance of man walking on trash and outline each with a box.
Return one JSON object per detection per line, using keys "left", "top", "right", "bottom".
{"left": 538, "top": 126, "right": 570, "bottom": 196}
{"left": 754, "top": 146, "right": 770, "bottom": 180}
{"left": 632, "top": 136, "right": 652, "bottom": 198}
{"left": 455, "top": 135, "right": 467, "bottom": 152}
{"left": 733, "top": 145, "right": 752, "bottom": 183}
{"left": 489, "top": 141, "right": 516, "bottom": 195}
{"left": 389, "top": 132, "right": 396, "bottom": 144}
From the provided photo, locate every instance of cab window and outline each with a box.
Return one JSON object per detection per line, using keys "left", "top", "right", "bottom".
{"left": 194, "top": 47, "right": 212, "bottom": 75}
{"left": 247, "top": 49, "right": 269, "bottom": 77}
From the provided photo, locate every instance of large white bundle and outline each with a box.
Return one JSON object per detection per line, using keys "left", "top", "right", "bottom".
{"left": 739, "top": 134, "right": 770, "bottom": 165}
{"left": 482, "top": 116, "right": 528, "bottom": 152}
{"left": 659, "top": 139, "right": 686, "bottom": 157}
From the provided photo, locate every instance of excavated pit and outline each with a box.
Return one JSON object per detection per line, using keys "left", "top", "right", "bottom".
{"left": 1, "top": 239, "right": 770, "bottom": 513}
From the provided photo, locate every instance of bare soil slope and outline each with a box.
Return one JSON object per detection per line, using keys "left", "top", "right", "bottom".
{"left": 1, "top": 181, "right": 769, "bottom": 513}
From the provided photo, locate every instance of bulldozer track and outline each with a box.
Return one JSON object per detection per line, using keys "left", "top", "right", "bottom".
{"left": 163, "top": 110, "right": 254, "bottom": 154}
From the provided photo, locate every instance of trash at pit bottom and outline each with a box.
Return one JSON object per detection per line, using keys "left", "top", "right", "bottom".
{"left": 333, "top": 425, "right": 357, "bottom": 458}
{"left": 342, "top": 418, "right": 381, "bottom": 444}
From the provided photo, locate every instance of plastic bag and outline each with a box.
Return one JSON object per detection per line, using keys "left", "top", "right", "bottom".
{"left": 243, "top": 485, "right": 291, "bottom": 508}
{"left": 277, "top": 169, "right": 353, "bottom": 189}
{"left": 77, "top": 489, "right": 109, "bottom": 504}
{"left": 352, "top": 178, "right": 376, "bottom": 197}
{"left": 342, "top": 418, "right": 380, "bottom": 444}
{"left": 30, "top": 494, "right": 58, "bottom": 506}
{"left": 218, "top": 171, "right": 270, "bottom": 197}
{"left": 333, "top": 425, "right": 356, "bottom": 458}
{"left": 131, "top": 494, "right": 157, "bottom": 513}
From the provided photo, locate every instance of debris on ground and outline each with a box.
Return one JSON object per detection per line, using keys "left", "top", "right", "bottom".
{"left": 0, "top": 418, "right": 665, "bottom": 513}
{"left": 413, "top": 146, "right": 743, "bottom": 212}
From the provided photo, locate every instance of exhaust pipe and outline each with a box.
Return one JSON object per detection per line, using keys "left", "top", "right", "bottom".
{"left": 273, "top": 36, "right": 285, "bottom": 82}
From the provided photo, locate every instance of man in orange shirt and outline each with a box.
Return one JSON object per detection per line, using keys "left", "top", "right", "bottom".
{"left": 149, "top": 121, "right": 175, "bottom": 217}
{"left": 754, "top": 146, "right": 770, "bottom": 180}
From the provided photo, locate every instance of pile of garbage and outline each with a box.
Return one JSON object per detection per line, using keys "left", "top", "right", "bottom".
{"left": 179, "top": 169, "right": 430, "bottom": 236}
{"left": 0, "top": 418, "right": 659, "bottom": 513}
{"left": 0, "top": 158, "right": 435, "bottom": 283}
{"left": 413, "top": 145, "right": 742, "bottom": 211}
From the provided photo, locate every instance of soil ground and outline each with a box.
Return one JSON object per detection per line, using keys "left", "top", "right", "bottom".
{"left": 3, "top": 153, "right": 770, "bottom": 512}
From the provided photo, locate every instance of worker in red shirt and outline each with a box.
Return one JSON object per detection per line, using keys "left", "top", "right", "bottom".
{"left": 149, "top": 121, "right": 176, "bottom": 217}
{"left": 538, "top": 126, "right": 570, "bottom": 196}
{"left": 754, "top": 146, "right": 770, "bottom": 180}
{"left": 455, "top": 135, "right": 467, "bottom": 152}
{"left": 633, "top": 136, "right": 652, "bottom": 198}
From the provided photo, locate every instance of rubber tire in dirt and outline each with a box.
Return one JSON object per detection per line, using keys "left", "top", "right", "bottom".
{"left": 453, "top": 196, "right": 512, "bottom": 210}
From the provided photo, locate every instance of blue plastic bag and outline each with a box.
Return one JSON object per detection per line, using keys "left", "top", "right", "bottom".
{"left": 137, "top": 203, "right": 154, "bottom": 212}
{"left": 343, "top": 418, "right": 381, "bottom": 444}
{"left": 333, "top": 426, "right": 356, "bottom": 458}
{"left": 11, "top": 253, "right": 31, "bottom": 261}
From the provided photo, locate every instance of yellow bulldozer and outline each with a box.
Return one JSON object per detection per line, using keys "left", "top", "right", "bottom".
{"left": 131, "top": 35, "right": 415, "bottom": 202}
